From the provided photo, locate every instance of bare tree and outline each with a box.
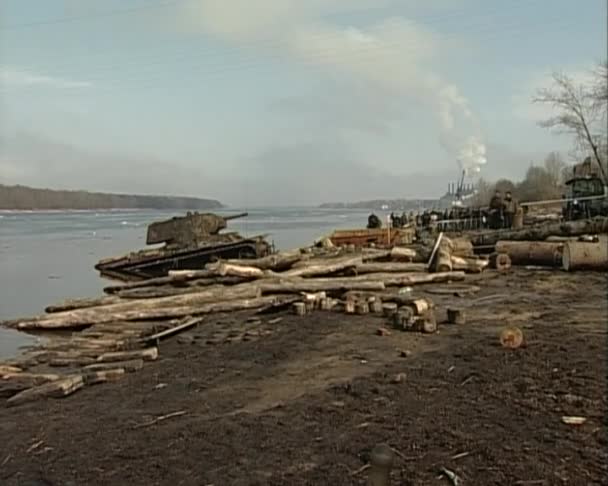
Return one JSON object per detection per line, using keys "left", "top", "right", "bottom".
{"left": 543, "top": 151, "right": 566, "bottom": 187}
{"left": 533, "top": 61, "right": 608, "bottom": 183}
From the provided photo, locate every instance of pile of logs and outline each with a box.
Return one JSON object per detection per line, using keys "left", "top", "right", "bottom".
{"left": 0, "top": 241, "right": 484, "bottom": 406}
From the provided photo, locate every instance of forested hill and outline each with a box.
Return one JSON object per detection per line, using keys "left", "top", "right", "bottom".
{"left": 0, "top": 184, "right": 223, "bottom": 210}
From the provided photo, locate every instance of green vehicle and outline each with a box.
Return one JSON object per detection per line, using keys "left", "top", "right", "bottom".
{"left": 562, "top": 175, "right": 608, "bottom": 220}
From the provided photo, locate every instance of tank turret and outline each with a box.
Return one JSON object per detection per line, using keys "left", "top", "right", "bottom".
{"left": 146, "top": 212, "right": 248, "bottom": 248}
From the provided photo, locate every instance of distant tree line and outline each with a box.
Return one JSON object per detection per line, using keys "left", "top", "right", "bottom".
{"left": 0, "top": 184, "right": 223, "bottom": 210}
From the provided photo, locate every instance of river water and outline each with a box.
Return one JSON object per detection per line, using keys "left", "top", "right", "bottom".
{"left": 0, "top": 207, "right": 372, "bottom": 359}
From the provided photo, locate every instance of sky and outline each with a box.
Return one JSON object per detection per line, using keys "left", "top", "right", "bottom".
{"left": 0, "top": 0, "right": 606, "bottom": 206}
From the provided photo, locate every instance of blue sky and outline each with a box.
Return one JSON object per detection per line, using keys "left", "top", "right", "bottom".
{"left": 1, "top": 0, "right": 606, "bottom": 205}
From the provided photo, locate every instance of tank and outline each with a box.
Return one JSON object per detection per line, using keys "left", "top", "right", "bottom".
{"left": 96, "top": 212, "right": 272, "bottom": 281}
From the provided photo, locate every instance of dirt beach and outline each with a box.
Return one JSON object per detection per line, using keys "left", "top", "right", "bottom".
{"left": 0, "top": 268, "right": 606, "bottom": 485}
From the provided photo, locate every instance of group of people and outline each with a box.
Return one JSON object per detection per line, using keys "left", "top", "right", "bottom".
{"left": 366, "top": 191, "right": 520, "bottom": 232}
{"left": 489, "top": 190, "right": 518, "bottom": 229}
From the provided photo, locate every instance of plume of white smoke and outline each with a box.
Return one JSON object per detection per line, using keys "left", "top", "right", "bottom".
{"left": 178, "top": 1, "right": 487, "bottom": 176}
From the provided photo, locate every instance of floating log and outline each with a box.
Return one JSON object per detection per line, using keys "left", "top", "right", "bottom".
{"left": 96, "top": 347, "right": 158, "bottom": 363}
{"left": 495, "top": 241, "right": 563, "bottom": 266}
{"left": 490, "top": 253, "right": 512, "bottom": 271}
{"left": 9, "top": 284, "right": 261, "bottom": 329}
{"left": 355, "top": 262, "right": 427, "bottom": 274}
{"left": 390, "top": 247, "right": 417, "bottom": 261}
{"left": 562, "top": 240, "right": 608, "bottom": 271}
{"left": 7, "top": 375, "right": 84, "bottom": 406}
{"left": 282, "top": 256, "right": 362, "bottom": 278}
{"left": 84, "top": 359, "right": 144, "bottom": 373}
{"left": 450, "top": 255, "right": 489, "bottom": 273}
{"left": 470, "top": 217, "right": 608, "bottom": 247}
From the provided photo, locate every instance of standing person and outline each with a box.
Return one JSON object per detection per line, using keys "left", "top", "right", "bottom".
{"left": 503, "top": 191, "right": 516, "bottom": 229}
{"left": 489, "top": 190, "right": 504, "bottom": 229}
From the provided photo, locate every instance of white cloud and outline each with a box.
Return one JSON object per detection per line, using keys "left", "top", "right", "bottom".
{"left": 178, "top": 1, "right": 487, "bottom": 174}
{"left": 0, "top": 67, "right": 91, "bottom": 89}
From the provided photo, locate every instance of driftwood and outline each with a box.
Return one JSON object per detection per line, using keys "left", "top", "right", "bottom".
{"left": 7, "top": 375, "right": 84, "bottom": 406}
{"left": 9, "top": 284, "right": 260, "bottom": 329}
{"left": 562, "top": 241, "right": 608, "bottom": 271}
{"left": 470, "top": 217, "right": 608, "bottom": 246}
{"left": 355, "top": 262, "right": 427, "bottom": 274}
{"left": 495, "top": 241, "right": 563, "bottom": 266}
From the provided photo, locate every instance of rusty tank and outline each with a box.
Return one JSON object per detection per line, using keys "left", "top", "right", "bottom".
{"left": 96, "top": 212, "right": 272, "bottom": 281}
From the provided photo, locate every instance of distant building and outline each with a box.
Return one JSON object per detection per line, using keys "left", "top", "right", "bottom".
{"left": 438, "top": 181, "right": 477, "bottom": 209}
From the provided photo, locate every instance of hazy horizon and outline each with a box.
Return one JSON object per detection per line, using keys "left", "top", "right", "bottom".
{"left": 1, "top": 0, "right": 606, "bottom": 206}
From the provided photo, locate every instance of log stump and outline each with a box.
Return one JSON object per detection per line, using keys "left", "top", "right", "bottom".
{"left": 447, "top": 308, "right": 466, "bottom": 325}
{"left": 355, "top": 301, "right": 370, "bottom": 315}
{"left": 292, "top": 302, "right": 307, "bottom": 316}
{"left": 490, "top": 252, "right": 512, "bottom": 271}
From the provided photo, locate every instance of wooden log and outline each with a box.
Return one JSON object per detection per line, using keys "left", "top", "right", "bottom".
{"left": 470, "top": 217, "right": 608, "bottom": 247}
{"left": 292, "top": 302, "right": 307, "bottom": 316}
{"left": 450, "top": 237, "right": 475, "bottom": 257}
{"left": 361, "top": 249, "right": 392, "bottom": 261}
{"left": 355, "top": 262, "right": 427, "bottom": 273}
{"left": 562, "top": 240, "right": 608, "bottom": 271}
{"left": 282, "top": 256, "right": 363, "bottom": 278}
{"left": 450, "top": 255, "right": 489, "bottom": 273}
{"left": 382, "top": 303, "right": 399, "bottom": 317}
{"left": 490, "top": 253, "right": 512, "bottom": 271}
{"left": 84, "top": 359, "right": 144, "bottom": 373}
{"left": 370, "top": 299, "right": 384, "bottom": 314}
{"left": 205, "top": 262, "right": 266, "bottom": 279}
{"left": 82, "top": 369, "right": 126, "bottom": 385}
{"left": 141, "top": 318, "right": 203, "bottom": 343}
{"left": 447, "top": 308, "right": 466, "bottom": 325}
{"left": 223, "top": 251, "right": 301, "bottom": 271}
{"left": 49, "top": 356, "right": 97, "bottom": 367}
{"left": 45, "top": 295, "right": 122, "bottom": 313}
{"left": 341, "top": 271, "right": 465, "bottom": 287}
{"left": 345, "top": 300, "right": 356, "bottom": 314}
{"left": 390, "top": 247, "right": 417, "bottom": 261}
{"left": 0, "top": 365, "right": 22, "bottom": 376}
{"left": 495, "top": 241, "right": 563, "bottom": 266}
{"left": 7, "top": 375, "right": 84, "bottom": 406}
{"left": 9, "top": 284, "right": 260, "bottom": 330}
{"left": 355, "top": 301, "right": 370, "bottom": 315}
{"left": 116, "top": 278, "right": 247, "bottom": 299}
{"left": 405, "top": 299, "right": 432, "bottom": 315}
{"left": 259, "top": 278, "right": 385, "bottom": 294}
{"left": 97, "top": 347, "right": 158, "bottom": 363}
{"left": 434, "top": 247, "right": 453, "bottom": 272}
{"left": 392, "top": 307, "right": 414, "bottom": 330}
{"left": 104, "top": 271, "right": 215, "bottom": 294}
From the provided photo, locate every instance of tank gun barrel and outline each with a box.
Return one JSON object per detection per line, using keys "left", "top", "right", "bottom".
{"left": 224, "top": 212, "right": 249, "bottom": 221}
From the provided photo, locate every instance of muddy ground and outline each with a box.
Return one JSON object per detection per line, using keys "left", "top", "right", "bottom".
{"left": 0, "top": 268, "right": 606, "bottom": 486}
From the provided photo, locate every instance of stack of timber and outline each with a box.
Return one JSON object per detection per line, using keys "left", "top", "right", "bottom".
{"left": 0, "top": 240, "right": 490, "bottom": 407}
